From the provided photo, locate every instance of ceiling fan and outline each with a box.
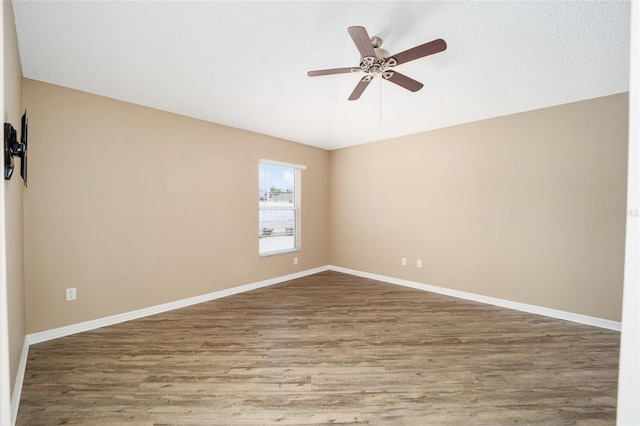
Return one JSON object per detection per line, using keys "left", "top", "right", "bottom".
{"left": 308, "top": 26, "right": 447, "bottom": 101}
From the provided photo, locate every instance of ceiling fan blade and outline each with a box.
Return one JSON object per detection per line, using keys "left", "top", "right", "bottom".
{"left": 384, "top": 71, "right": 424, "bottom": 92}
{"left": 389, "top": 38, "right": 447, "bottom": 66}
{"left": 307, "top": 67, "right": 360, "bottom": 77}
{"left": 348, "top": 77, "right": 372, "bottom": 101}
{"left": 347, "top": 26, "right": 377, "bottom": 59}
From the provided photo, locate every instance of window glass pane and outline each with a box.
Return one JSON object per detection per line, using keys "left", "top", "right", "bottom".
{"left": 259, "top": 162, "right": 300, "bottom": 256}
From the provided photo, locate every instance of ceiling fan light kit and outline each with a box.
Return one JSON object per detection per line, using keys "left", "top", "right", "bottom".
{"left": 308, "top": 26, "right": 447, "bottom": 101}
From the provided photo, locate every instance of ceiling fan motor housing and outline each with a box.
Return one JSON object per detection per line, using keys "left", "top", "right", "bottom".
{"left": 359, "top": 36, "right": 396, "bottom": 79}
{"left": 360, "top": 56, "right": 396, "bottom": 78}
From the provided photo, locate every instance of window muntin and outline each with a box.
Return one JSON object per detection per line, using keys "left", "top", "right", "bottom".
{"left": 258, "top": 161, "right": 303, "bottom": 256}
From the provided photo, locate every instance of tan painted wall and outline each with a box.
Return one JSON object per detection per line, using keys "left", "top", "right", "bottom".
{"left": 330, "top": 94, "right": 628, "bottom": 322}
{"left": 3, "top": 0, "right": 26, "bottom": 401}
{"left": 23, "top": 79, "right": 330, "bottom": 333}
{"left": 21, "top": 77, "right": 628, "bottom": 332}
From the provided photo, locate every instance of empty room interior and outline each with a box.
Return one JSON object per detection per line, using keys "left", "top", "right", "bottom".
{"left": 2, "top": 1, "right": 639, "bottom": 425}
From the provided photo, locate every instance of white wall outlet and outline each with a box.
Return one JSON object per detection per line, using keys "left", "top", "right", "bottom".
{"left": 293, "top": 257, "right": 298, "bottom": 265}
{"left": 65, "top": 287, "right": 77, "bottom": 301}
{"left": 417, "top": 259, "right": 423, "bottom": 268}
{"left": 401, "top": 258, "right": 407, "bottom": 266}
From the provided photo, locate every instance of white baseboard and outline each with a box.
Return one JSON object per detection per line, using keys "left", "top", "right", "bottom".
{"left": 25, "top": 264, "right": 620, "bottom": 344}
{"left": 10, "top": 338, "right": 28, "bottom": 426}
{"left": 327, "top": 265, "right": 621, "bottom": 331}
{"left": 27, "top": 266, "right": 330, "bottom": 346}
{"left": 12, "top": 266, "right": 324, "bottom": 424}
{"left": 14, "top": 264, "right": 618, "bottom": 424}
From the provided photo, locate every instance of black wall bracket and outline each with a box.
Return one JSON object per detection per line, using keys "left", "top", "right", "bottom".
{"left": 4, "top": 110, "right": 28, "bottom": 185}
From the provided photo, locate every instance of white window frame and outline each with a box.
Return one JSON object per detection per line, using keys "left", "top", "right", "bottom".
{"left": 258, "top": 159, "right": 306, "bottom": 257}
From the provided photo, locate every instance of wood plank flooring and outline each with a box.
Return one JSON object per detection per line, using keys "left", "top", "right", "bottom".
{"left": 17, "top": 271, "right": 620, "bottom": 425}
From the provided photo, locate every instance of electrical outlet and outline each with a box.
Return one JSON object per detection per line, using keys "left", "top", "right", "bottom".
{"left": 417, "top": 259, "right": 423, "bottom": 268}
{"left": 401, "top": 258, "right": 407, "bottom": 266}
{"left": 293, "top": 257, "right": 298, "bottom": 265}
{"left": 65, "top": 288, "right": 76, "bottom": 301}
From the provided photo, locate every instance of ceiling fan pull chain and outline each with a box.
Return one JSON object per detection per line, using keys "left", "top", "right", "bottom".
{"left": 379, "top": 76, "right": 383, "bottom": 125}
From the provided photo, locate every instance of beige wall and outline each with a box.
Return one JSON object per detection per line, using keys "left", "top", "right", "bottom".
{"left": 23, "top": 79, "right": 330, "bottom": 333}
{"left": 20, "top": 77, "right": 628, "bottom": 332}
{"left": 3, "top": 0, "right": 26, "bottom": 404}
{"left": 330, "top": 93, "right": 628, "bottom": 322}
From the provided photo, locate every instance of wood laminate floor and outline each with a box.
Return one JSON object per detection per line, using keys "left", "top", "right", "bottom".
{"left": 17, "top": 271, "right": 620, "bottom": 425}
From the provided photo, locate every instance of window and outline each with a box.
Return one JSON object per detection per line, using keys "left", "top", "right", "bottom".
{"left": 258, "top": 160, "right": 305, "bottom": 256}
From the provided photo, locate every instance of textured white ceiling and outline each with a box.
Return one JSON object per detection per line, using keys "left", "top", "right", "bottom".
{"left": 12, "top": 1, "right": 630, "bottom": 150}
